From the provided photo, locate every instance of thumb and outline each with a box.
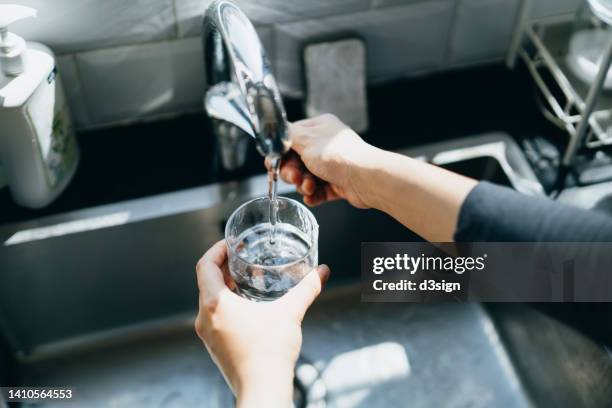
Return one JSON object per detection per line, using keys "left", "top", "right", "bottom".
{"left": 282, "top": 265, "right": 330, "bottom": 319}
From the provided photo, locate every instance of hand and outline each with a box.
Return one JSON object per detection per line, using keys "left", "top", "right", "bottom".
{"left": 270, "top": 114, "right": 375, "bottom": 208}
{"left": 195, "top": 240, "right": 330, "bottom": 407}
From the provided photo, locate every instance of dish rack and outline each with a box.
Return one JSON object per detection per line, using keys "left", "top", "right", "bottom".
{"left": 508, "top": 0, "right": 612, "bottom": 166}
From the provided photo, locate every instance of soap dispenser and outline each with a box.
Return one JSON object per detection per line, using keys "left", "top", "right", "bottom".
{"left": 0, "top": 4, "right": 79, "bottom": 208}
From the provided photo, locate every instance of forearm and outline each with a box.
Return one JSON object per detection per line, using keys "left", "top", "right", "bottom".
{"left": 455, "top": 181, "right": 612, "bottom": 242}
{"left": 357, "top": 146, "right": 477, "bottom": 241}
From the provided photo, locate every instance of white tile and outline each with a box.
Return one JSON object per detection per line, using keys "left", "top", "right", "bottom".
{"left": 250, "top": 0, "right": 371, "bottom": 19}
{"left": 174, "top": 0, "right": 369, "bottom": 37}
{"left": 275, "top": 1, "right": 455, "bottom": 96}
{"left": 173, "top": 0, "right": 277, "bottom": 70}
{"left": 529, "top": 0, "right": 584, "bottom": 18}
{"left": 75, "top": 38, "right": 205, "bottom": 126}
{"left": 371, "top": 0, "right": 431, "bottom": 8}
{"left": 449, "top": 0, "right": 520, "bottom": 66}
{"left": 10, "top": 0, "right": 175, "bottom": 54}
{"left": 175, "top": 0, "right": 288, "bottom": 37}
{"left": 256, "top": 26, "right": 275, "bottom": 70}
{"left": 167, "top": 37, "right": 207, "bottom": 112}
{"left": 174, "top": 0, "right": 215, "bottom": 38}
{"left": 55, "top": 55, "right": 91, "bottom": 129}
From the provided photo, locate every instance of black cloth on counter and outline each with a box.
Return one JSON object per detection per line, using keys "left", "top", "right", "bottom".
{"left": 454, "top": 181, "right": 612, "bottom": 242}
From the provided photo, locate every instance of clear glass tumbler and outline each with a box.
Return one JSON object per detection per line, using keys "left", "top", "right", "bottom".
{"left": 225, "top": 196, "right": 319, "bottom": 301}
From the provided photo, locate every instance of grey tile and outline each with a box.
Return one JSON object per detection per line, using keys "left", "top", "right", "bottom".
{"left": 167, "top": 37, "right": 207, "bottom": 112}
{"left": 175, "top": 0, "right": 288, "bottom": 37}
{"left": 529, "top": 0, "right": 584, "bottom": 18}
{"left": 10, "top": 0, "right": 175, "bottom": 54}
{"left": 75, "top": 38, "right": 205, "bottom": 127}
{"left": 449, "top": 0, "right": 521, "bottom": 66}
{"left": 275, "top": 1, "right": 455, "bottom": 96}
{"left": 173, "top": 0, "right": 276, "bottom": 70}
{"left": 56, "top": 55, "right": 91, "bottom": 129}
{"left": 248, "top": 0, "right": 371, "bottom": 18}
{"left": 255, "top": 26, "right": 276, "bottom": 71}
{"left": 174, "top": 0, "right": 369, "bottom": 37}
{"left": 174, "top": 0, "right": 216, "bottom": 38}
{"left": 371, "top": 0, "right": 432, "bottom": 8}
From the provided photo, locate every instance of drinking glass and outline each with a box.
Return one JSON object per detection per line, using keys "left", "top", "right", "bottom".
{"left": 225, "top": 196, "right": 319, "bottom": 301}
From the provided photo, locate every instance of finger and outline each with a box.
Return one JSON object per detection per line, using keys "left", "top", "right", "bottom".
{"left": 303, "top": 191, "right": 323, "bottom": 206}
{"left": 304, "top": 184, "right": 342, "bottom": 206}
{"left": 301, "top": 174, "right": 317, "bottom": 196}
{"left": 221, "top": 262, "right": 236, "bottom": 290}
{"left": 324, "top": 184, "right": 342, "bottom": 201}
{"left": 303, "top": 187, "right": 328, "bottom": 207}
{"left": 280, "top": 152, "right": 304, "bottom": 185}
{"left": 288, "top": 123, "right": 309, "bottom": 154}
{"left": 196, "top": 240, "right": 231, "bottom": 299}
{"left": 280, "top": 265, "right": 330, "bottom": 319}
{"left": 294, "top": 113, "right": 336, "bottom": 127}
{"left": 304, "top": 194, "right": 323, "bottom": 207}
{"left": 201, "top": 239, "right": 227, "bottom": 267}
{"left": 292, "top": 117, "right": 319, "bottom": 127}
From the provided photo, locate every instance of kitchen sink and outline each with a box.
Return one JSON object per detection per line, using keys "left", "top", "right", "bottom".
{"left": 558, "top": 180, "right": 612, "bottom": 217}
{"left": 595, "top": 195, "right": 612, "bottom": 214}
{"left": 487, "top": 304, "right": 612, "bottom": 408}
{"left": 0, "top": 132, "right": 543, "bottom": 352}
{"left": 2, "top": 132, "right": 611, "bottom": 407}
{"left": 11, "top": 289, "right": 531, "bottom": 408}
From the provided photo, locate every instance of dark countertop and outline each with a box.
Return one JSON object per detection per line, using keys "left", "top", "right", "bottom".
{"left": 0, "top": 63, "right": 564, "bottom": 225}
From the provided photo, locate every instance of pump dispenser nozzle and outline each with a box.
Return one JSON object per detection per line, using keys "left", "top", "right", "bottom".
{"left": 0, "top": 5, "right": 36, "bottom": 76}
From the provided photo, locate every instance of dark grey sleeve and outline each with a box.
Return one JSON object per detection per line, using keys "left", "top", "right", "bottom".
{"left": 454, "top": 181, "right": 612, "bottom": 242}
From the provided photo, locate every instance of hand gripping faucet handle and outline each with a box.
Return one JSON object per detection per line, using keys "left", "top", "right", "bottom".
{"left": 203, "top": 0, "right": 291, "bottom": 161}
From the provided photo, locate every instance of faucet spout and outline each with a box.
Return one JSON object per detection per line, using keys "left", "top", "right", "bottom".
{"left": 205, "top": 81, "right": 255, "bottom": 138}
{"left": 203, "top": 0, "right": 290, "bottom": 164}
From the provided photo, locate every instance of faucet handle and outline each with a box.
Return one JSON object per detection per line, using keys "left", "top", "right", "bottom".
{"left": 203, "top": 0, "right": 290, "bottom": 160}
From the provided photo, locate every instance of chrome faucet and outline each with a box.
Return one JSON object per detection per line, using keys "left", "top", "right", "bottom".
{"left": 203, "top": 0, "right": 291, "bottom": 170}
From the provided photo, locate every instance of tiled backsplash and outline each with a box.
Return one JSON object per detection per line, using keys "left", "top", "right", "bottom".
{"left": 7, "top": 0, "right": 584, "bottom": 130}
{"left": 276, "top": 1, "right": 456, "bottom": 96}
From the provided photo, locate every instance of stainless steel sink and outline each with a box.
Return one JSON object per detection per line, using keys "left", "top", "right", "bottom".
{"left": 558, "top": 180, "right": 612, "bottom": 216}
{"left": 0, "top": 132, "right": 543, "bottom": 352}
{"left": 13, "top": 288, "right": 531, "bottom": 408}
{"left": 4, "top": 132, "right": 611, "bottom": 407}
{"left": 488, "top": 304, "right": 612, "bottom": 408}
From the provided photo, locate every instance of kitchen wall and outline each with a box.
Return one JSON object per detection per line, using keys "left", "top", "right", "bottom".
{"left": 7, "top": 0, "right": 584, "bottom": 130}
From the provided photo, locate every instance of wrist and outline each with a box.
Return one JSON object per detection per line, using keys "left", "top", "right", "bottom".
{"left": 235, "top": 360, "right": 295, "bottom": 407}
{"left": 350, "top": 143, "right": 388, "bottom": 209}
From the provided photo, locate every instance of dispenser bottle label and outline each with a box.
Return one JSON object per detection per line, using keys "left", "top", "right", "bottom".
{"left": 26, "top": 68, "right": 78, "bottom": 189}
